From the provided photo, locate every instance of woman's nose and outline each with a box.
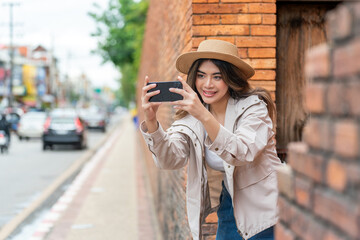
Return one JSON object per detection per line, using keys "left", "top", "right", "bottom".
{"left": 204, "top": 77, "right": 213, "bottom": 87}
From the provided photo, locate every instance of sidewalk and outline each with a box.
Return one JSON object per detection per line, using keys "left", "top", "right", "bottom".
{"left": 28, "top": 114, "right": 162, "bottom": 240}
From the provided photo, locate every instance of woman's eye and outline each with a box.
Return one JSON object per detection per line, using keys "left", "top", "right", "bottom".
{"left": 214, "top": 75, "right": 222, "bottom": 80}
{"left": 197, "top": 74, "right": 204, "bottom": 79}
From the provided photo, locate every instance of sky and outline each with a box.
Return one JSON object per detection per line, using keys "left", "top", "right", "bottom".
{"left": 0, "top": 0, "right": 120, "bottom": 89}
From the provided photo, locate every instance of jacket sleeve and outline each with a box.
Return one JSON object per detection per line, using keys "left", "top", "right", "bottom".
{"left": 140, "top": 121, "right": 190, "bottom": 170}
{"left": 204, "top": 102, "right": 274, "bottom": 166}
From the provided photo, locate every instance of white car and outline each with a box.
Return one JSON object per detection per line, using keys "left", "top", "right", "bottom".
{"left": 18, "top": 112, "right": 47, "bottom": 140}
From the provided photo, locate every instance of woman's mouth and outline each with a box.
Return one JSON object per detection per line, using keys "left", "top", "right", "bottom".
{"left": 203, "top": 90, "right": 217, "bottom": 97}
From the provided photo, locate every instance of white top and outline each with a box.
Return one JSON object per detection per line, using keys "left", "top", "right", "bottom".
{"left": 205, "top": 146, "right": 225, "bottom": 172}
{"left": 205, "top": 146, "right": 229, "bottom": 191}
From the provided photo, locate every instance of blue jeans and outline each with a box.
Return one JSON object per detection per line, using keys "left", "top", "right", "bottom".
{"left": 216, "top": 182, "right": 274, "bottom": 240}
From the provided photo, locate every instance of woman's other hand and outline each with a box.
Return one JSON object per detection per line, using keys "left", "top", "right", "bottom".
{"left": 169, "top": 76, "right": 210, "bottom": 122}
{"left": 141, "top": 76, "right": 161, "bottom": 132}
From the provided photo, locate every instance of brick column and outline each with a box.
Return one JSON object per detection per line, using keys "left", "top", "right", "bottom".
{"left": 276, "top": 2, "right": 360, "bottom": 240}
{"left": 192, "top": 0, "right": 277, "bottom": 98}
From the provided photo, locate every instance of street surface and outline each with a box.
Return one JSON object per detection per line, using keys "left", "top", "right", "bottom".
{"left": 0, "top": 113, "right": 124, "bottom": 231}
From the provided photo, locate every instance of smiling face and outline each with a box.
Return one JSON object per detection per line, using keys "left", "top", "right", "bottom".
{"left": 195, "top": 60, "right": 230, "bottom": 106}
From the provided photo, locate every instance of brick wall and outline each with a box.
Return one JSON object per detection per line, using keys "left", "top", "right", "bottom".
{"left": 137, "top": 0, "right": 277, "bottom": 239}
{"left": 276, "top": 2, "right": 360, "bottom": 240}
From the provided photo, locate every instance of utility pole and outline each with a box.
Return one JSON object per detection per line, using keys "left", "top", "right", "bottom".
{"left": 3, "top": 2, "right": 20, "bottom": 108}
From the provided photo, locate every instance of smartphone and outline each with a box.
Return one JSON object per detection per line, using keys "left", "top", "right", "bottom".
{"left": 147, "top": 81, "right": 183, "bottom": 102}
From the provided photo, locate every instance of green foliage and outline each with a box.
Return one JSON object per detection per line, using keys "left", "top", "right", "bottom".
{"left": 89, "top": 0, "right": 148, "bottom": 107}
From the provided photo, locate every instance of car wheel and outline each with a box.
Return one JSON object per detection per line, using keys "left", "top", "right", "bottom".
{"left": 43, "top": 143, "right": 47, "bottom": 151}
{"left": 19, "top": 136, "right": 23, "bottom": 141}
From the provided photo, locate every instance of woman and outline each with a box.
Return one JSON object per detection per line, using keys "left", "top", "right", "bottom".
{"left": 140, "top": 39, "right": 282, "bottom": 240}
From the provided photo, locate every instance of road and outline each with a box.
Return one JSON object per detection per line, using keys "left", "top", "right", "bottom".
{"left": 0, "top": 113, "right": 124, "bottom": 230}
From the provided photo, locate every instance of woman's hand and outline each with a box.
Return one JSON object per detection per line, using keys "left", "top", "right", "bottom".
{"left": 141, "top": 76, "right": 162, "bottom": 132}
{"left": 169, "top": 76, "right": 210, "bottom": 122}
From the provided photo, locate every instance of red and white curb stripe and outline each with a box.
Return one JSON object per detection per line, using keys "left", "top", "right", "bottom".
{"left": 28, "top": 128, "right": 121, "bottom": 240}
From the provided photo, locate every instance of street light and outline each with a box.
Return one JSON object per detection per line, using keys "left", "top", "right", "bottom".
{"left": 3, "top": 2, "right": 20, "bottom": 108}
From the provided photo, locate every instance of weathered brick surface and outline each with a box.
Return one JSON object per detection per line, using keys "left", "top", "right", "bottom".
{"left": 278, "top": 2, "right": 360, "bottom": 240}
{"left": 275, "top": 224, "right": 295, "bottom": 240}
{"left": 304, "top": 83, "right": 326, "bottom": 114}
{"left": 294, "top": 175, "right": 313, "bottom": 209}
{"left": 305, "top": 43, "right": 330, "bottom": 78}
{"left": 334, "top": 119, "right": 359, "bottom": 159}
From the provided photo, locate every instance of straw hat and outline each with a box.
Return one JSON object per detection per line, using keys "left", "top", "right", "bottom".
{"left": 176, "top": 39, "right": 255, "bottom": 79}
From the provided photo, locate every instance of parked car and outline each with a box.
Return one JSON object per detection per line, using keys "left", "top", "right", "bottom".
{"left": 18, "top": 112, "right": 47, "bottom": 140}
{"left": 79, "top": 107, "right": 107, "bottom": 132}
{"left": 42, "top": 109, "right": 87, "bottom": 150}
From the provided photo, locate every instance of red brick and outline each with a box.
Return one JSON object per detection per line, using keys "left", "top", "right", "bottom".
{"left": 326, "top": 158, "right": 347, "bottom": 192}
{"left": 193, "top": 15, "right": 220, "bottom": 25}
{"left": 302, "top": 117, "right": 332, "bottom": 151}
{"left": 275, "top": 224, "right": 295, "bottom": 240}
{"left": 314, "top": 189, "right": 360, "bottom": 238}
{"left": 333, "top": 37, "right": 360, "bottom": 77}
{"left": 323, "top": 230, "right": 347, "bottom": 240}
{"left": 262, "top": 14, "right": 276, "bottom": 24}
{"left": 346, "top": 162, "right": 360, "bottom": 187}
{"left": 192, "top": 37, "right": 206, "bottom": 48}
{"left": 207, "top": 36, "right": 235, "bottom": 44}
{"left": 278, "top": 197, "right": 294, "bottom": 224}
{"left": 346, "top": 81, "right": 360, "bottom": 116}
{"left": 236, "top": 36, "right": 276, "bottom": 47}
{"left": 326, "top": 83, "right": 346, "bottom": 116}
{"left": 237, "top": 48, "right": 248, "bottom": 58}
{"left": 326, "top": 5, "right": 352, "bottom": 40}
{"left": 290, "top": 205, "right": 326, "bottom": 240}
{"left": 193, "top": 25, "right": 249, "bottom": 36}
{"left": 251, "top": 25, "right": 276, "bottom": 36}
{"left": 305, "top": 43, "right": 330, "bottom": 79}
{"left": 248, "top": 80, "right": 275, "bottom": 91}
{"left": 201, "top": 223, "right": 217, "bottom": 235}
{"left": 222, "top": 0, "right": 276, "bottom": 2}
{"left": 203, "top": 236, "right": 216, "bottom": 240}
{"left": 245, "top": 58, "right": 276, "bottom": 69}
{"left": 287, "top": 143, "right": 324, "bottom": 183}
{"left": 305, "top": 83, "right": 326, "bottom": 113}
{"left": 251, "top": 69, "right": 275, "bottom": 80}
{"left": 220, "top": 14, "right": 262, "bottom": 24}
{"left": 248, "top": 48, "right": 276, "bottom": 58}
{"left": 248, "top": 3, "right": 276, "bottom": 13}
{"left": 334, "top": 119, "right": 359, "bottom": 158}
{"left": 192, "top": 3, "right": 248, "bottom": 14}
{"left": 295, "top": 175, "right": 313, "bottom": 209}
{"left": 205, "top": 212, "right": 217, "bottom": 223}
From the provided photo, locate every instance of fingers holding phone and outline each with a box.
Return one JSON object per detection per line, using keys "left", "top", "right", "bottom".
{"left": 141, "top": 76, "right": 162, "bottom": 128}
{"left": 169, "top": 76, "right": 207, "bottom": 121}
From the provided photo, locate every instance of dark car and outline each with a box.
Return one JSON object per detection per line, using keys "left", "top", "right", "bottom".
{"left": 42, "top": 109, "right": 87, "bottom": 150}
{"left": 79, "top": 107, "right": 108, "bottom": 132}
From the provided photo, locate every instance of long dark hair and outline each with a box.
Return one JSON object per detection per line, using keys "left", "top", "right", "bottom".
{"left": 174, "top": 59, "right": 276, "bottom": 130}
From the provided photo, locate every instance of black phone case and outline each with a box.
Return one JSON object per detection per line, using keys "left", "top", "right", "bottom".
{"left": 147, "top": 81, "right": 183, "bottom": 102}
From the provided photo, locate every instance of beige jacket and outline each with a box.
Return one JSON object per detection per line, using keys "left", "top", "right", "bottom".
{"left": 140, "top": 95, "right": 282, "bottom": 240}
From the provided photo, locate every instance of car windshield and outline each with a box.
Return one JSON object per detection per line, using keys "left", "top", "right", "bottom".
{"left": 22, "top": 113, "right": 46, "bottom": 121}
{"left": 51, "top": 118, "right": 75, "bottom": 124}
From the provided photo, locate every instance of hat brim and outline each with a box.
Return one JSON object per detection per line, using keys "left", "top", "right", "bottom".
{"left": 176, "top": 51, "right": 255, "bottom": 79}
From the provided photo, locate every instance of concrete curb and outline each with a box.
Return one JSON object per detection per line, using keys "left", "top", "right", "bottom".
{"left": 0, "top": 119, "right": 122, "bottom": 240}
